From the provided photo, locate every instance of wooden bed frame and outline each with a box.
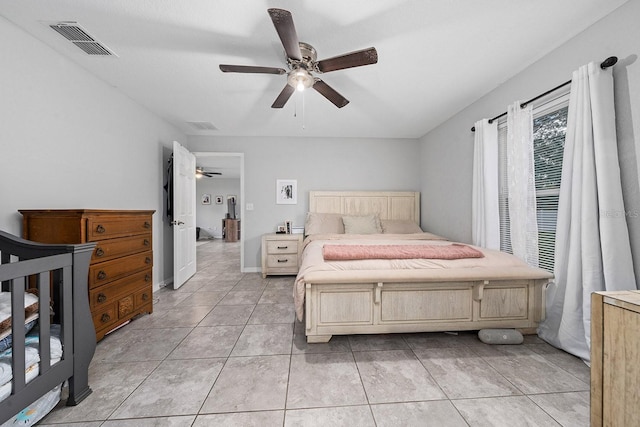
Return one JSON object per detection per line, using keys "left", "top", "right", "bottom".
{"left": 0, "top": 231, "right": 96, "bottom": 423}
{"left": 303, "top": 191, "right": 549, "bottom": 343}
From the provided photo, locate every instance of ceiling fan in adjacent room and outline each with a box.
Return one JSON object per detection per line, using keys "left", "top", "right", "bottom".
{"left": 195, "top": 167, "right": 221, "bottom": 178}
{"left": 219, "top": 8, "right": 378, "bottom": 109}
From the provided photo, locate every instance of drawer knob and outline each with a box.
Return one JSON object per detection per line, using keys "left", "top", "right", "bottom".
{"left": 277, "top": 246, "right": 288, "bottom": 249}
{"left": 97, "top": 270, "right": 107, "bottom": 280}
{"left": 142, "top": 293, "right": 149, "bottom": 301}
{"left": 101, "top": 313, "right": 111, "bottom": 323}
{"left": 97, "top": 293, "right": 107, "bottom": 303}
{"left": 277, "top": 259, "right": 288, "bottom": 263}
{"left": 145, "top": 274, "right": 151, "bottom": 282}
{"left": 143, "top": 239, "right": 150, "bottom": 246}
{"left": 96, "top": 225, "right": 106, "bottom": 234}
{"left": 95, "top": 248, "right": 105, "bottom": 257}
{"left": 145, "top": 257, "right": 152, "bottom": 264}
{"left": 144, "top": 221, "right": 151, "bottom": 229}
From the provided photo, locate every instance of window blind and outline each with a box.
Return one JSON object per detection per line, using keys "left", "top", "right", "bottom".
{"left": 498, "top": 95, "right": 569, "bottom": 272}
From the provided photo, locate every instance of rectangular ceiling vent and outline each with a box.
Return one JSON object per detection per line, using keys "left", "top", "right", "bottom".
{"left": 187, "top": 121, "right": 218, "bottom": 131}
{"left": 49, "top": 22, "right": 116, "bottom": 56}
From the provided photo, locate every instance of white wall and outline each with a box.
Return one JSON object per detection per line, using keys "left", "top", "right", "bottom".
{"left": 187, "top": 136, "right": 421, "bottom": 270}
{"left": 0, "top": 17, "right": 186, "bottom": 290}
{"left": 195, "top": 178, "right": 241, "bottom": 239}
{"left": 419, "top": 0, "right": 640, "bottom": 279}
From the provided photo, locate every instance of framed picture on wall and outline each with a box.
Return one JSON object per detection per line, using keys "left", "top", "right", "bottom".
{"left": 215, "top": 195, "right": 223, "bottom": 204}
{"left": 201, "top": 194, "right": 211, "bottom": 205}
{"left": 276, "top": 179, "right": 297, "bottom": 204}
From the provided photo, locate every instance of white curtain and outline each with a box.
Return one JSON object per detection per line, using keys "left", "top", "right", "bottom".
{"left": 472, "top": 119, "right": 499, "bottom": 249}
{"left": 507, "top": 102, "right": 539, "bottom": 267}
{"left": 538, "top": 62, "right": 636, "bottom": 361}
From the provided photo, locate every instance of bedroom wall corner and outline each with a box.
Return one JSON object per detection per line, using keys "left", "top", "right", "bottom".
{"left": 0, "top": 16, "right": 187, "bottom": 291}
{"left": 418, "top": 0, "right": 640, "bottom": 264}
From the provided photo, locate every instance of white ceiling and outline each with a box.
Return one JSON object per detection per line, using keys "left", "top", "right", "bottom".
{"left": 1, "top": 0, "right": 628, "bottom": 139}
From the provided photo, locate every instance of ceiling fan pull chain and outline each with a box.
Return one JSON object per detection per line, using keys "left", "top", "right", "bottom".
{"left": 302, "top": 90, "right": 306, "bottom": 130}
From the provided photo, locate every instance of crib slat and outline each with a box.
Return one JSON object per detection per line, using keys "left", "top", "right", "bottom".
{"left": 10, "top": 277, "right": 27, "bottom": 394}
{"left": 38, "top": 270, "right": 51, "bottom": 373}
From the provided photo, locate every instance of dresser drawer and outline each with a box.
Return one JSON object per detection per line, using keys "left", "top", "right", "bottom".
{"left": 267, "top": 240, "right": 299, "bottom": 254}
{"left": 134, "top": 286, "right": 153, "bottom": 309}
{"left": 92, "top": 303, "right": 118, "bottom": 331}
{"left": 118, "top": 294, "right": 135, "bottom": 318}
{"left": 92, "top": 234, "right": 152, "bottom": 263}
{"left": 86, "top": 215, "right": 152, "bottom": 241}
{"left": 89, "top": 251, "right": 153, "bottom": 288}
{"left": 266, "top": 254, "right": 298, "bottom": 269}
{"left": 90, "top": 268, "right": 152, "bottom": 309}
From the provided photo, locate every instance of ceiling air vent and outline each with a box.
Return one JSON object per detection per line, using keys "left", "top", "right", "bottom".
{"left": 187, "top": 121, "right": 218, "bottom": 131}
{"left": 49, "top": 22, "right": 115, "bottom": 56}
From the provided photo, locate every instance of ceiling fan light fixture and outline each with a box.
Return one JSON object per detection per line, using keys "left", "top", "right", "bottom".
{"left": 288, "top": 68, "right": 314, "bottom": 92}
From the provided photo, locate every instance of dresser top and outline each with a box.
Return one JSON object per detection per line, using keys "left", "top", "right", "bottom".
{"left": 598, "top": 290, "right": 640, "bottom": 314}
{"left": 20, "top": 209, "right": 155, "bottom": 215}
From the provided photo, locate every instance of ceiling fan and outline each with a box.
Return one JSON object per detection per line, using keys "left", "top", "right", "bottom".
{"left": 196, "top": 167, "right": 221, "bottom": 178}
{"left": 219, "top": 8, "right": 378, "bottom": 109}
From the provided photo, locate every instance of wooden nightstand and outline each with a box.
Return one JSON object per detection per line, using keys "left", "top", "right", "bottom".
{"left": 261, "top": 233, "right": 303, "bottom": 278}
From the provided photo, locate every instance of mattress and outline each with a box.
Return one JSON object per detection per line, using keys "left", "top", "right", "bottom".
{"left": 0, "top": 327, "right": 63, "bottom": 426}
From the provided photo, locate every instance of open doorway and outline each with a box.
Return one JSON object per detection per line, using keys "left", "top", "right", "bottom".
{"left": 193, "top": 152, "right": 245, "bottom": 272}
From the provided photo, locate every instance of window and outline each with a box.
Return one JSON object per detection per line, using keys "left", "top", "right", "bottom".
{"left": 498, "top": 95, "right": 569, "bottom": 272}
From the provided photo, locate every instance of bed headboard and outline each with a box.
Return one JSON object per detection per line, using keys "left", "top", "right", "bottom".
{"left": 309, "top": 191, "right": 420, "bottom": 224}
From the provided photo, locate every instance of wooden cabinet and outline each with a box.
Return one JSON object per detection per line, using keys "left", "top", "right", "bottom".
{"left": 261, "top": 233, "right": 303, "bottom": 278}
{"left": 591, "top": 290, "right": 640, "bottom": 427}
{"left": 20, "top": 209, "right": 154, "bottom": 341}
{"left": 223, "top": 219, "right": 240, "bottom": 242}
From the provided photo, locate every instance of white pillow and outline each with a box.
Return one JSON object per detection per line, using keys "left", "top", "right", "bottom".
{"left": 381, "top": 219, "right": 423, "bottom": 234}
{"left": 342, "top": 215, "right": 382, "bottom": 234}
{"left": 304, "top": 212, "right": 345, "bottom": 235}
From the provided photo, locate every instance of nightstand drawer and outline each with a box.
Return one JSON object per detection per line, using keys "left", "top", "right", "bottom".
{"left": 267, "top": 240, "right": 299, "bottom": 254}
{"left": 266, "top": 254, "right": 298, "bottom": 268}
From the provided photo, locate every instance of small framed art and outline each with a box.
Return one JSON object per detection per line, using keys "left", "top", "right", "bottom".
{"left": 276, "top": 179, "right": 297, "bottom": 204}
{"left": 201, "top": 194, "right": 211, "bottom": 205}
{"left": 215, "top": 195, "right": 223, "bottom": 205}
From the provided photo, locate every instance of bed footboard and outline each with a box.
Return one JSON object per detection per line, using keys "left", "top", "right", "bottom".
{"left": 0, "top": 231, "right": 96, "bottom": 423}
{"left": 304, "top": 278, "right": 548, "bottom": 343}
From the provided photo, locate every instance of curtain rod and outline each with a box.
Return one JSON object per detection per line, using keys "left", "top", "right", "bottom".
{"left": 471, "top": 56, "right": 618, "bottom": 132}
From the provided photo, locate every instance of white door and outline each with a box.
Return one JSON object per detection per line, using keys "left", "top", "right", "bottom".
{"left": 172, "top": 141, "right": 197, "bottom": 289}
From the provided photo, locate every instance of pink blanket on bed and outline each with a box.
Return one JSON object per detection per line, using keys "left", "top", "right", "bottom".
{"left": 322, "top": 243, "right": 484, "bottom": 261}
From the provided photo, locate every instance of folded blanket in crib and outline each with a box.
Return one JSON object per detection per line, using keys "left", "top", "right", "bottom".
{"left": 322, "top": 243, "right": 484, "bottom": 261}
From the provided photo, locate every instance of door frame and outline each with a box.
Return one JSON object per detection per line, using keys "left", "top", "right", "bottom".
{"left": 193, "top": 151, "right": 245, "bottom": 272}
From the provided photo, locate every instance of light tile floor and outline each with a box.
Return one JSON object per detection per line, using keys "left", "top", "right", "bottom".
{"left": 39, "top": 239, "right": 591, "bottom": 426}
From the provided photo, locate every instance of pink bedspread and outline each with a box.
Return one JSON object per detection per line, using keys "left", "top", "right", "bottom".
{"left": 323, "top": 243, "right": 483, "bottom": 261}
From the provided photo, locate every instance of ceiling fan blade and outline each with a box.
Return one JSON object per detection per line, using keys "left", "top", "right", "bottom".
{"left": 267, "top": 8, "right": 301, "bottom": 61}
{"left": 316, "top": 47, "right": 378, "bottom": 73}
{"left": 203, "top": 172, "right": 222, "bottom": 177}
{"left": 219, "top": 64, "right": 286, "bottom": 74}
{"left": 313, "top": 79, "right": 349, "bottom": 108}
{"left": 271, "top": 84, "right": 295, "bottom": 108}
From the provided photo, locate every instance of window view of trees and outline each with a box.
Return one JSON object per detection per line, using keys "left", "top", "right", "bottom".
{"left": 533, "top": 106, "right": 568, "bottom": 272}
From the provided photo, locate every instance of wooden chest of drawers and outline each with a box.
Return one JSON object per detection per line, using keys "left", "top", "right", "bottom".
{"left": 591, "top": 291, "right": 640, "bottom": 426}
{"left": 261, "top": 233, "right": 303, "bottom": 278}
{"left": 20, "top": 209, "right": 154, "bottom": 341}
